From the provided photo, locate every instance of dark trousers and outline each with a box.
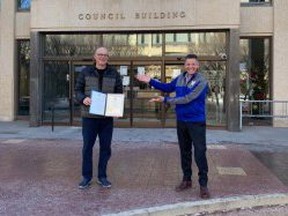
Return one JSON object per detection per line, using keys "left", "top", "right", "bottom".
{"left": 177, "top": 121, "right": 208, "bottom": 187}
{"left": 81, "top": 117, "right": 113, "bottom": 180}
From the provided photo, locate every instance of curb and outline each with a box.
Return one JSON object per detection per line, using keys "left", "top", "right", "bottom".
{"left": 103, "top": 193, "right": 288, "bottom": 216}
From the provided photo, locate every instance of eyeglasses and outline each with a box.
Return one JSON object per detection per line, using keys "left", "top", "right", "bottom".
{"left": 96, "top": 53, "right": 109, "bottom": 57}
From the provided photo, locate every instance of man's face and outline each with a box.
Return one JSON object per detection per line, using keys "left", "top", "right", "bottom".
{"left": 94, "top": 47, "right": 109, "bottom": 67}
{"left": 184, "top": 58, "right": 199, "bottom": 75}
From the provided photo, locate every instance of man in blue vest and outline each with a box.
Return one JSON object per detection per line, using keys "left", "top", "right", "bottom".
{"left": 136, "top": 54, "right": 210, "bottom": 199}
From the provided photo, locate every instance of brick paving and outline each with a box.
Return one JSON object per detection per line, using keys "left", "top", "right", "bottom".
{"left": 0, "top": 139, "right": 287, "bottom": 216}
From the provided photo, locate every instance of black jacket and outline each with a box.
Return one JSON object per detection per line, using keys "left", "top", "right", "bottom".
{"left": 74, "top": 65, "right": 123, "bottom": 118}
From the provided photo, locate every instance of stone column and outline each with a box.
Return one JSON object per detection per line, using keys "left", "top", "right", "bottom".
{"left": 29, "top": 32, "right": 43, "bottom": 126}
{"left": 226, "top": 28, "right": 240, "bottom": 131}
{"left": 0, "top": 0, "right": 16, "bottom": 121}
{"left": 273, "top": 0, "right": 288, "bottom": 127}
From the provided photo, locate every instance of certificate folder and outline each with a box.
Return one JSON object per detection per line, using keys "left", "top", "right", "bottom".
{"left": 89, "top": 91, "right": 125, "bottom": 117}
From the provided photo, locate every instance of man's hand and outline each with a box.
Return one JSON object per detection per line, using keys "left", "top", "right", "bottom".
{"left": 135, "top": 74, "right": 151, "bottom": 83}
{"left": 149, "top": 96, "right": 164, "bottom": 103}
{"left": 83, "top": 97, "right": 91, "bottom": 106}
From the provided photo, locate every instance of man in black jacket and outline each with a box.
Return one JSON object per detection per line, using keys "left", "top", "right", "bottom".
{"left": 75, "top": 47, "right": 123, "bottom": 189}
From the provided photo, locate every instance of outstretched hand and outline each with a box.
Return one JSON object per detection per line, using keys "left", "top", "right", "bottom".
{"left": 135, "top": 74, "right": 151, "bottom": 83}
{"left": 149, "top": 96, "right": 164, "bottom": 103}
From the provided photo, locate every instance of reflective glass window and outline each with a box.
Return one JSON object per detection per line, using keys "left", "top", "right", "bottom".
{"left": 17, "top": 40, "right": 30, "bottom": 116}
{"left": 240, "top": 38, "right": 271, "bottom": 101}
{"left": 241, "top": 0, "right": 272, "bottom": 5}
{"left": 45, "top": 33, "right": 162, "bottom": 57}
{"left": 201, "top": 61, "right": 227, "bottom": 126}
{"left": 165, "top": 32, "right": 227, "bottom": 57}
{"left": 17, "top": 0, "right": 31, "bottom": 10}
{"left": 43, "top": 61, "right": 70, "bottom": 122}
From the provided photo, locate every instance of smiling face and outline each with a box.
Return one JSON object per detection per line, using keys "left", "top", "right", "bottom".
{"left": 184, "top": 58, "right": 199, "bottom": 75}
{"left": 94, "top": 47, "right": 109, "bottom": 69}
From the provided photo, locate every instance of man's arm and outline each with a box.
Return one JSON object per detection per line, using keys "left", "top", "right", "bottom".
{"left": 166, "top": 80, "right": 208, "bottom": 105}
{"left": 136, "top": 74, "right": 177, "bottom": 93}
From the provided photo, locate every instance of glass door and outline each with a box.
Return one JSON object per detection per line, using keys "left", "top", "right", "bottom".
{"left": 131, "top": 61, "right": 162, "bottom": 127}
{"left": 201, "top": 61, "right": 226, "bottom": 127}
{"left": 109, "top": 61, "right": 132, "bottom": 127}
{"left": 43, "top": 61, "right": 70, "bottom": 125}
{"left": 164, "top": 63, "right": 183, "bottom": 127}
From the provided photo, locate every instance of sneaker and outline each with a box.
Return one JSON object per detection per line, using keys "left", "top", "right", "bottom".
{"left": 78, "top": 178, "right": 91, "bottom": 189}
{"left": 97, "top": 178, "right": 112, "bottom": 188}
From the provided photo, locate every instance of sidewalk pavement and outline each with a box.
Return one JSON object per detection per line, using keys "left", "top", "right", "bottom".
{"left": 1, "top": 121, "right": 288, "bottom": 146}
{"left": 0, "top": 121, "right": 288, "bottom": 216}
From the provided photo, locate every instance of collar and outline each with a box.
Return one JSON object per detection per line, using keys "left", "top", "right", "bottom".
{"left": 184, "top": 72, "right": 197, "bottom": 83}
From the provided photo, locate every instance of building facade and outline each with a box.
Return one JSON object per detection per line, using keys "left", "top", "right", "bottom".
{"left": 0, "top": 0, "right": 287, "bottom": 131}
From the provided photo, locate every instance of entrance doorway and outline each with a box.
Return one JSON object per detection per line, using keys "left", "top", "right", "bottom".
{"left": 42, "top": 60, "right": 165, "bottom": 127}
{"left": 42, "top": 59, "right": 226, "bottom": 127}
{"left": 40, "top": 31, "right": 229, "bottom": 127}
{"left": 109, "top": 60, "right": 163, "bottom": 127}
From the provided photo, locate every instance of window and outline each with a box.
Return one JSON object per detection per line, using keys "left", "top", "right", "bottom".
{"left": 241, "top": 0, "right": 272, "bottom": 6}
{"left": 44, "top": 33, "right": 163, "bottom": 57}
{"left": 239, "top": 38, "right": 271, "bottom": 101}
{"left": 17, "top": 0, "right": 31, "bottom": 11}
{"left": 165, "top": 32, "right": 227, "bottom": 56}
{"left": 17, "top": 40, "right": 30, "bottom": 116}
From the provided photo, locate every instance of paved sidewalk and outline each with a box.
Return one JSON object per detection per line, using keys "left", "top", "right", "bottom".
{"left": 1, "top": 121, "right": 288, "bottom": 146}
{"left": 1, "top": 121, "right": 288, "bottom": 215}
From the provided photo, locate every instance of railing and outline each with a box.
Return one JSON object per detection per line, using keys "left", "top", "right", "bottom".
{"left": 239, "top": 100, "right": 288, "bottom": 130}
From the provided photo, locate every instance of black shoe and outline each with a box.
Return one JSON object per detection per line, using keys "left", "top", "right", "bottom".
{"left": 78, "top": 178, "right": 91, "bottom": 189}
{"left": 97, "top": 178, "right": 112, "bottom": 188}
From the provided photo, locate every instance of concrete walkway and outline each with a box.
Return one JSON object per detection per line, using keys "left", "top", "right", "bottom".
{"left": 1, "top": 121, "right": 288, "bottom": 146}
{"left": 1, "top": 121, "right": 288, "bottom": 215}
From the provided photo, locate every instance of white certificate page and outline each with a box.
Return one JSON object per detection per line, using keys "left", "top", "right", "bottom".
{"left": 105, "top": 94, "right": 125, "bottom": 117}
{"left": 89, "top": 91, "right": 106, "bottom": 116}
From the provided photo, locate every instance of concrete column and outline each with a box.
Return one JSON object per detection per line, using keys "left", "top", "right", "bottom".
{"left": 30, "top": 32, "right": 43, "bottom": 126}
{"left": 0, "top": 0, "right": 16, "bottom": 121}
{"left": 273, "top": 0, "right": 288, "bottom": 127}
{"left": 226, "top": 28, "right": 240, "bottom": 131}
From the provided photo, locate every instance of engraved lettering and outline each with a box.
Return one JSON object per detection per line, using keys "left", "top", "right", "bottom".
{"left": 93, "top": 13, "right": 98, "bottom": 20}
{"left": 135, "top": 12, "right": 140, "bottom": 19}
{"left": 180, "top": 11, "right": 186, "bottom": 18}
{"left": 154, "top": 12, "right": 159, "bottom": 19}
{"left": 172, "top": 12, "right": 178, "bottom": 19}
{"left": 78, "top": 14, "right": 84, "bottom": 20}
{"left": 85, "top": 14, "right": 91, "bottom": 20}
{"left": 78, "top": 11, "right": 186, "bottom": 21}
{"left": 100, "top": 14, "right": 106, "bottom": 20}
{"left": 167, "top": 12, "right": 171, "bottom": 19}
{"left": 108, "top": 13, "right": 113, "bottom": 20}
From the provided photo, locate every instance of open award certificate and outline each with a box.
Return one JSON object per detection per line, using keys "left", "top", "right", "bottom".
{"left": 89, "top": 91, "right": 125, "bottom": 117}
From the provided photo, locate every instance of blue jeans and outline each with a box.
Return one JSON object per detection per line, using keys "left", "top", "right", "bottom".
{"left": 177, "top": 121, "right": 208, "bottom": 187}
{"left": 81, "top": 117, "right": 113, "bottom": 180}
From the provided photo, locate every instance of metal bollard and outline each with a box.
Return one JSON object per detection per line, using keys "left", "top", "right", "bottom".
{"left": 51, "top": 106, "right": 55, "bottom": 132}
